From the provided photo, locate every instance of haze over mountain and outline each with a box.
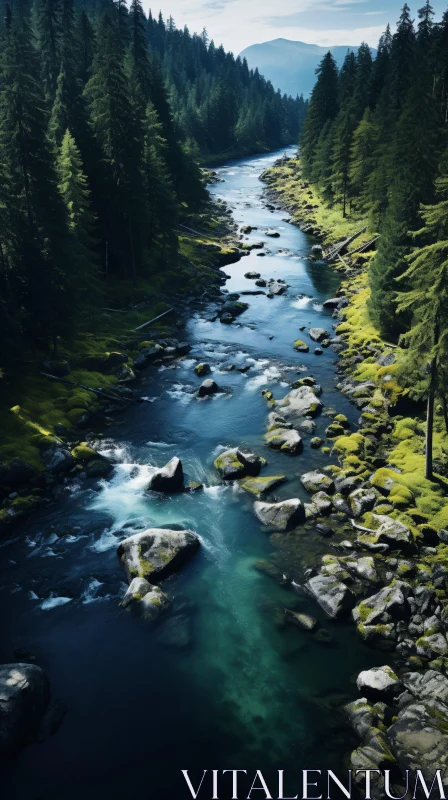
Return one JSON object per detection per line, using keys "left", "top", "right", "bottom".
{"left": 239, "top": 38, "right": 377, "bottom": 98}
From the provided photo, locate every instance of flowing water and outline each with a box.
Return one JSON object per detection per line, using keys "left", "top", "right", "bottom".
{"left": 1, "top": 148, "right": 380, "bottom": 800}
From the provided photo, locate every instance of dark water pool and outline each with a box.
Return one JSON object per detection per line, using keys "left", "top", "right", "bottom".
{"left": 0, "top": 148, "right": 380, "bottom": 800}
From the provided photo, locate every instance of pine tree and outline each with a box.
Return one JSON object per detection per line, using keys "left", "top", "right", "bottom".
{"left": 349, "top": 107, "right": 378, "bottom": 212}
{"left": 84, "top": 11, "right": 144, "bottom": 283}
{"left": 396, "top": 173, "right": 448, "bottom": 479}
{"left": 301, "top": 52, "right": 339, "bottom": 175}
{"left": 0, "top": 0, "right": 72, "bottom": 351}
{"left": 57, "top": 129, "right": 99, "bottom": 318}
{"left": 35, "top": 0, "right": 61, "bottom": 103}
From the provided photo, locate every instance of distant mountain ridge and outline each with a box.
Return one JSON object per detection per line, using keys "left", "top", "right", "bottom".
{"left": 239, "top": 38, "right": 377, "bottom": 98}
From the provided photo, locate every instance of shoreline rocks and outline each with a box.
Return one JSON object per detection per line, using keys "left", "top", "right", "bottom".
{"left": 254, "top": 498, "right": 305, "bottom": 530}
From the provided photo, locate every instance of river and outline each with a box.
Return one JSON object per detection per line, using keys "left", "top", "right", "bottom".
{"left": 1, "top": 148, "right": 379, "bottom": 800}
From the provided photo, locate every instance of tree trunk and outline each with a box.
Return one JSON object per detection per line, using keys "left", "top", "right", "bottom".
{"left": 426, "top": 359, "right": 437, "bottom": 481}
{"left": 129, "top": 220, "right": 137, "bottom": 288}
{"left": 442, "top": 393, "right": 448, "bottom": 436}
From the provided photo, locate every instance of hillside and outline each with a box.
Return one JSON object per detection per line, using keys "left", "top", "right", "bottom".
{"left": 239, "top": 38, "right": 376, "bottom": 98}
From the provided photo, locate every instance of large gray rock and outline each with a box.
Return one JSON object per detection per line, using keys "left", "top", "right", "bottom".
{"left": 353, "top": 581, "right": 411, "bottom": 627}
{"left": 120, "top": 577, "right": 171, "bottom": 621}
{"left": 387, "top": 681, "right": 448, "bottom": 782}
{"left": 311, "top": 491, "right": 333, "bottom": 515}
{"left": 345, "top": 698, "right": 378, "bottom": 739}
{"left": 356, "top": 665, "right": 401, "bottom": 699}
{"left": 240, "top": 475, "right": 287, "bottom": 498}
{"left": 309, "top": 327, "right": 329, "bottom": 342}
{"left": 265, "top": 425, "right": 303, "bottom": 454}
{"left": 253, "top": 499, "right": 305, "bottom": 531}
{"left": 300, "top": 470, "right": 334, "bottom": 494}
{"left": 40, "top": 446, "right": 74, "bottom": 474}
{"left": 0, "top": 663, "right": 50, "bottom": 762}
{"left": 348, "top": 488, "right": 377, "bottom": 518}
{"left": 267, "top": 280, "right": 287, "bottom": 296}
{"left": 305, "top": 574, "right": 354, "bottom": 618}
{"left": 117, "top": 528, "right": 200, "bottom": 583}
{"left": 275, "top": 386, "right": 323, "bottom": 421}
{"left": 214, "top": 449, "right": 265, "bottom": 480}
{"left": 148, "top": 457, "right": 184, "bottom": 492}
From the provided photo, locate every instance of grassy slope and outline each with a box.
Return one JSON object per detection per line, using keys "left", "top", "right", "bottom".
{"left": 265, "top": 157, "right": 448, "bottom": 535}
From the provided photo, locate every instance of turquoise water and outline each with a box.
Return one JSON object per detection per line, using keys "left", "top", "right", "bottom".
{"left": 0, "top": 149, "right": 381, "bottom": 800}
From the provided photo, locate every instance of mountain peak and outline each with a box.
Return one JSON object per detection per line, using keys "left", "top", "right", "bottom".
{"left": 240, "top": 38, "right": 375, "bottom": 98}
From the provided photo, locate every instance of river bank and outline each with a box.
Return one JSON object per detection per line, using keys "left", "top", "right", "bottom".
{"left": 263, "top": 155, "right": 448, "bottom": 790}
{"left": 0, "top": 197, "right": 245, "bottom": 537}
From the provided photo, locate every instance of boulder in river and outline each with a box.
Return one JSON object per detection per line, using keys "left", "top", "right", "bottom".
{"left": 0, "top": 663, "right": 51, "bottom": 763}
{"left": 148, "top": 457, "right": 184, "bottom": 493}
{"left": 323, "top": 297, "right": 348, "bottom": 310}
{"left": 120, "top": 577, "right": 170, "bottom": 621}
{"left": 255, "top": 279, "right": 267, "bottom": 287}
{"left": 309, "top": 328, "right": 329, "bottom": 342}
{"left": 300, "top": 470, "right": 334, "bottom": 494}
{"left": 275, "top": 386, "right": 323, "bottom": 421}
{"left": 253, "top": 498, "right": 305, "bottom": 530}
{"left": 118, "top": 528, "right": 200, "bottom": 583}
{"left": 267, "top": 280, "right": 287, "bottom": 297}
{"left": 293, "top": 340, "right": 309, "bottom": 353}
{"left": 198, "top": 379, "right": 220, "bottom": 398}
{"left": 305, "top": 574, "right": 354, "bottom": 618}
{"left": 194, "top": 363, "right": 211, "bottom": 377}
{"left": 265, "top": 424, "right": 303, "bottom": 455}
{"left": 214, "top": 449, "right": 265, "bottom": 480}
{"left": 219, "top": 300, "right": 249, "bottom": 319}
{"left": 244, "top": 271, "right": 261, "bottom": 279}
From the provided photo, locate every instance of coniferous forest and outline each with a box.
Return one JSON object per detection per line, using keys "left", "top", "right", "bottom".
{"left": 301, "top": 2, "right": 448, "bottom": 342}
{"left": 0, "top": 0, "right": 306, "bottom": 373}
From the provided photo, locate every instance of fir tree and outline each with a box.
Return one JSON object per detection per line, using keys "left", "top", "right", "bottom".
{"left": 301, "top": 52, "right": 339, "bottom": 175}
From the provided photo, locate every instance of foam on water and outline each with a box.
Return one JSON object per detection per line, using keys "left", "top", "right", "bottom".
{"left": 292, "top": 295, "right": 312, "bottom": 309}
{"left": 40, "top": 595, "right": 73, "bottom": 611}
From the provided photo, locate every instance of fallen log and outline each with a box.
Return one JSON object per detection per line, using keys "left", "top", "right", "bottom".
{"left": 132, "top": 307, "right": 174, "bottom": 332}
{"left": 348, "top": 235, "right": 381, "bottom": 256}
{"left": 40, "top": 373, "right": 131, "bottom": 403}
{"left": 325, "top": 227, "right": 367, "bottom": 262}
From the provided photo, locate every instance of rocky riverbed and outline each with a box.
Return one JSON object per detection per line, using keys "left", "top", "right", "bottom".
{"left": 2, "top": 147, "right": 446, "bottom": 798}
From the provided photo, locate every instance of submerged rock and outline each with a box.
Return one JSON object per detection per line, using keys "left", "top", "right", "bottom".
{"left": 305, "top": 574, "right": 354, "bottom": 618}
{"left": 240, "top": 475, "right": 287, "bottom": 498}
{"left": 285, "top": 609, "right": 318, "bottom": 631}
{"left": 148, "top": 457, "right": 184, "bottom": 493}
{"left": 253, "top": 499, "right": 305, "bottom": 530}
{"left": 0, "top": 663, "right": 51, "bottom": 762}
{"left": 117, "top": 528, "right": 200, "bottom": 583}
{"left": 214, "top": 449, "right": 265, "bottom": 480}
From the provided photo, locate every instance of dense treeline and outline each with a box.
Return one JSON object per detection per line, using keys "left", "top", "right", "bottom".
{"left": 301, "top": 2, "right": 448, "bottom": 478}
{"left": 0, "top": 0, "right": 304, "bottom": 373}
{"left": 145, "top": 12, "right": 307, "bottom": 156}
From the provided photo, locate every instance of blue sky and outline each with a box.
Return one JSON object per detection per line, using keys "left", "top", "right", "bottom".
{"left": 146, "top": 1, "right": 448, "bottom": 54}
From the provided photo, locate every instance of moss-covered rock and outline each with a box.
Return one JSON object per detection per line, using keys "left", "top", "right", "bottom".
{"left": 240, "top": 475, "right": 287, "bottom": 498}
{"left": 293, "top": 340, "right": 309, "bottom": 353}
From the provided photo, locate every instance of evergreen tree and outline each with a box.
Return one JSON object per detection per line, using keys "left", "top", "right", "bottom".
{"left": 0, "top": 0, "right": 71, "bottom": 349}
{"left": 301, "top": 52, "right": 339, "bottom": 175}
{"left": 34, "top": 0, "right": 61, "bottom": 103}
{"left": 57, "top": 128, "right": 100, "bottom": 317}
{"left": 396, "top": 173, "right": 448, "bottom": 478}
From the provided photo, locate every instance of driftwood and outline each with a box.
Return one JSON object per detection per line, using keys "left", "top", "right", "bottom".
{"left": 101, "top": 307, "right": 127, "bottom": 314}
{"left": 325, "top": 227, "right": 367, "bottom": 262}
{"left": 179, "top": 223, "right": 207, "bottom": 237}
{"left": 132, "top": 307, "right": 174, "bottom": 332}
{"left": 350, "top": 519, "right": 376, "bottom": 534}
{"left": 40, "top": 373, "right": 131, "bottom": 403}
{"left": 348, "top": 235, "right": 381, "bottom": 256}
{"left": 337, "top": 253, "right": 349, "bottom": 269}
